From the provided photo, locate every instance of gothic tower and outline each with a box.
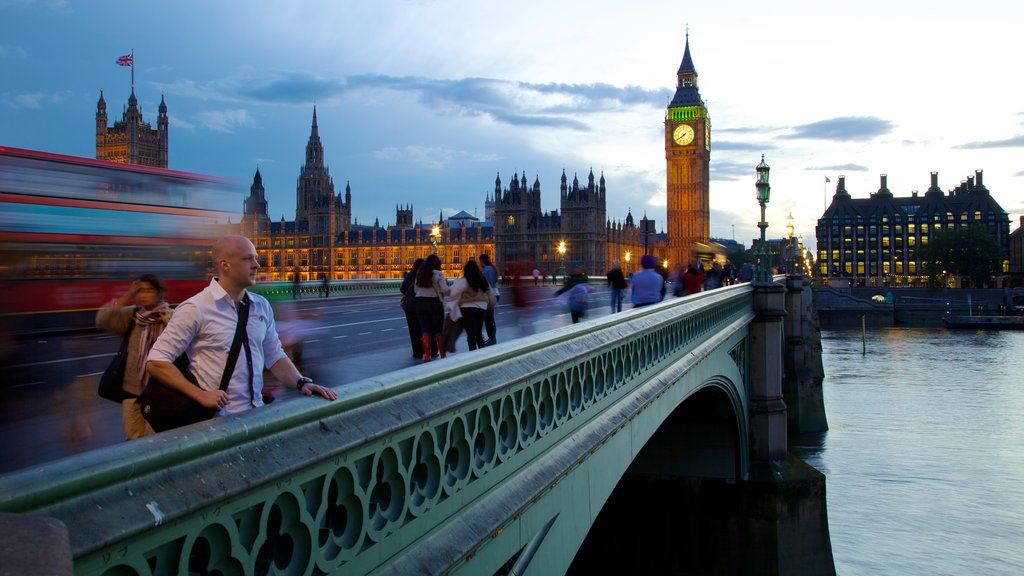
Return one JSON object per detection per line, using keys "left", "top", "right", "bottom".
{"left": 664, "top": 34, "right": 710, "bottom": 266}
{"left": 96, "top": 88, "right": 169, "bottom": 168}
{"left": 560, "top": 168, "right": 607, "bottom": 274}
{"left": 241, "top": 167, "right": 272, "bottom": 237}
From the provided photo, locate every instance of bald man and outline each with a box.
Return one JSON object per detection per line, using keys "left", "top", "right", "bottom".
{"left": 148, "top": 235, "right": 335, "bottom": 420}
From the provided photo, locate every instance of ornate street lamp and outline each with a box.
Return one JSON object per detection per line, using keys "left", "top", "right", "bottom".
{"left": 429, "top": 223, "right": 442, "bottom": 253}
{"left": 755, "top": 155, "right": 772, "bottom": 282}
{"left": 624, "top": 251, "right": 632, "bottom": 275}
{"left": 557, "top": 240, "right": 567, "bottom": 280}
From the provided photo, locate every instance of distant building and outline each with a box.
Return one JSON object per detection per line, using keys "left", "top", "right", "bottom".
{"left": 239, "top": 109, "right": 654, "bottom": 280}
{"left": 95, "top": 88, "right": 168, "bottom": 168}
{"left": 1009, "top": 216, "right": 1024, "bottom": 286}
{"left": 239, "top": 109, "right": 493, "bottom": 280}
{"left": 815, "top": 172, "right": 1010, "bottom": 286}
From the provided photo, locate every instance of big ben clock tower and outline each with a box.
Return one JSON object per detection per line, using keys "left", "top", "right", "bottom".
{"left": 665, "top": 34, "right": 710, "bottom": 267}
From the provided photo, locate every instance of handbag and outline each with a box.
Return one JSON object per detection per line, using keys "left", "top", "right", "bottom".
{"left": 97, "top": 323, "right": 135, "bottom": 403}
{"left": 140, "top": 294, "right": 251, "bottom": 432}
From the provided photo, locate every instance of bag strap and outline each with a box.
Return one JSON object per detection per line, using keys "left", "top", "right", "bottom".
{"left": 218, "top": 293, "right": 251, "bottom": 393}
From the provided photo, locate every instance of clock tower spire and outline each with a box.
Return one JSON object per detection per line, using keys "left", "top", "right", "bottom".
{"left": 665, "top": 33, "right": 711, "bottom": 267}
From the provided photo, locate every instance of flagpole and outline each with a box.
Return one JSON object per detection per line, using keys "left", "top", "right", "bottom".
{"left": 131, "top": 48, "right": 134, "bottom": 91}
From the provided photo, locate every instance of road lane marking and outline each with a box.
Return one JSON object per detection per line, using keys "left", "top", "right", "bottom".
{"left": 9, "top": 352, "right": 114, "bottom": 368}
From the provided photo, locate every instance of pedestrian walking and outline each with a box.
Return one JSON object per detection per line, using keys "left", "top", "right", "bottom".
{"left": 400, "top": 258, "right": 426, "bottom": 358}
{"left": 147, "top": 235, "right": 335, "bottom": 423}
{"left": 606, "top": 260, "right": 627, "bottom": 313}
{"left": 630, "top": 255, "right": 665, "bottom": 308}
{"left": 555, "top": 266, "right": 590, "bottom": 323}
{"left": 479, "top": 253, "right": 500, "bottom": 346}
{"left": 95, "top": 273, "right": 172, "bottom": 440}
{"left": 681, "top": 264, "right": 703, "bottom": 295}
{"left": 450, "top": 260, "right": 495, "bottom": 351}
{"left": 413, "top": 253, "right": 450, "bottom": 362}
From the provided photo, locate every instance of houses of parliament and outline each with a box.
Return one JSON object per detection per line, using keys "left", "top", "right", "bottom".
{"left": 98, "top": 38, "right": 715, "bottom": 280}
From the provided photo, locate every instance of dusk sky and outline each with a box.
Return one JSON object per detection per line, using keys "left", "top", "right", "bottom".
{"left": 2, "top": 0, "right": 1022, "bottom": 252}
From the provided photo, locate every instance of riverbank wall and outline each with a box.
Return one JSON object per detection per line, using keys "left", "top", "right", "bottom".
{"left": 813, "top": 286, "right": 1023, "bottom": 328}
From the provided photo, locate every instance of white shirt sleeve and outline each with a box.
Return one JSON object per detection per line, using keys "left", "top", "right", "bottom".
{"left": 147, "top": 300, "right": 200, "bottom": 363}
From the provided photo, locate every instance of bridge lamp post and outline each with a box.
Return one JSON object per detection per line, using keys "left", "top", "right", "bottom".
{"left": 557, "top": 240, "right": 567, "bottom": 280}
{"left": 785, "top": 211, "right": 795, "bottom": 271}
{"left": 624, "top": 251, "right": 631, "bottom": 275}
{"left": 429, "top": 224, "right": 441, "bottom": 254}
{"left": 754, "top": 155, "right": 772, "bottom": 282}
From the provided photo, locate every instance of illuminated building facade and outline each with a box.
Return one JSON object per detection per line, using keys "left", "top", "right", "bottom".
{"left": 95, "top": 89, "right": 168, "bottom": 168}
{"left": 815, "top": 171, "right": 1010, "bottom": 286}
{"left": 240, "top": 109, "right": 654, "bottom": 280}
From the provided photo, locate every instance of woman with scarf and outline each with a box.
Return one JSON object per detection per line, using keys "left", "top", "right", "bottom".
{"left": 96, "top": 273, "right": 172, "bottom": 439}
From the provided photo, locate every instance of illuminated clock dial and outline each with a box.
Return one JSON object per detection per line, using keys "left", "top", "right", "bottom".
{"left": 672, "top": 124, "right": 695, "bottom": 146}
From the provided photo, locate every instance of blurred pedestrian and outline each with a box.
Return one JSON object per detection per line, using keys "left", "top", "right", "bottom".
{"left": 96, "top": 273, "right": 171, "bottom": 440}
{"left": 479, "top": 253, "right": 500, "bottom": 346}
{"left": 400, "top": 258, "right": 425, "bottom": 358}
{"left": 607, "top": 259, "right": 627, "bottom": 313}
{"left": 532, "top": 267, "right": 540, "bottom": 286}
{"left": 630, "top": 255, "right": 664, "bottom": 308}
{"left": 555, "top": 266, "right": 590, "bottom": 323}
{"left": 148, "top": 235, "right": 335, "bottom": 422}
{"left": 704, "top": 261, "right": 724, "bottom": 290}
{"left": 450, "top": 260, "right": 495, "bottom": 351}
{"left": 414, "top": 253, "right": 449, "bottom": 362}
{"left": 291, "top": 269, "right": 300, "bottom": 299}
{"left": 320, "top": 273, "right": 329, "bottom": 298}
{"left": 739, "top": 261, "right": 754, "bottom": 283}
{"left": 682, "top": 264, "right": 703, "bottom": 295}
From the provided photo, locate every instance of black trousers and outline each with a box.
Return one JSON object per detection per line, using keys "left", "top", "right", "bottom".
{"left": 415, "top": 297, "right": 444, "bottom": 336}
{"left": 403, "top": 307, "right": 422, "bottom": 355}
{"left": 462, "top": 307, "right": 486, "bottom": 350}
{"left": 484, "top": 295, "right": 499, "bottom": 341}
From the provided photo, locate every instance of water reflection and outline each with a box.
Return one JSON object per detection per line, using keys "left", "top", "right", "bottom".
{"left": 800, "top": 327, "right": 1024, "bottom": 575}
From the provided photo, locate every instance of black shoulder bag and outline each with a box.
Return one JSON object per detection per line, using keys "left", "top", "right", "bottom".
{"left": 97, "top": 321, "right": 136, "bottom": 403}
{"left": 140, "top": 294, "right": 251, "bottom": 432}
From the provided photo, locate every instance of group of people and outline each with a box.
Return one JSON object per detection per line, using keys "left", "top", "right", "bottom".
{"left": 97, "top": 234, "right": 754, "bottom": 441}
{"left": 399, "top": 253, "right": 501, "bottom": 362}
{"left": 96, "top": 235, "right": 336, "bottom": 441}
{"left": 599, "top": 256, "right": 752, "bottom": 318}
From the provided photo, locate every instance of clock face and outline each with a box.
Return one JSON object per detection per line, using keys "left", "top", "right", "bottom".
{"left": 673, "top": 124, "right": 695, "bottom": 146}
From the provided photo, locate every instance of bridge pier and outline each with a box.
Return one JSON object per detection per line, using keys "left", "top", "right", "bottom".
{"left": 783, "top": 274, "right": 829, "bottom": 434}
{"left": 743, "top": 279, "right": 835, "bottom": 575}
{"left": 749, "top": 279, "right": 788, "bottom": 462}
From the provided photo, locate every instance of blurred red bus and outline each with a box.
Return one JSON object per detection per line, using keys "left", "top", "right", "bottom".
{"left": 0, "top": 146, "right": 239, "bottom": 333}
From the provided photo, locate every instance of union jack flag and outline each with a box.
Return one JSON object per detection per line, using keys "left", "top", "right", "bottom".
{"left": 116, "top": 54, "right": 133, "bottom": 67}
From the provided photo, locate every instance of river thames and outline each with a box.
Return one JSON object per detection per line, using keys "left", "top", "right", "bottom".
{"left": 792, "top": 327, "right": 1024, "bottom": 575}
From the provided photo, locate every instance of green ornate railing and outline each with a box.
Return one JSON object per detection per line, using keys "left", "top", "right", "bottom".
{"left": 0, "top": 284, "right": 755, "bottom": 575}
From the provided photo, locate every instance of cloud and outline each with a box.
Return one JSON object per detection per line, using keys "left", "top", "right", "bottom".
{"left": 710, "top": 160, "right": 757, "bottom": 181}
{"left": 956, "top": 135, "right": 1024, "bottom": 149}
{"left": 374, "top": 145, "right": 499, "bottom": 170}
{"left": 194, "top": 109, "right": 255, "bottom": 133}
{"left": 0, "top": 90, "right": 68, "bottom": 109}
{"left": 712, "top": 140, "right": 775, "bottom": 152}
{"left": 159, "top": 70, "right": 670, "bottom": 131}
{"left": 806, "top": 163, "right": 870, "bottom": 172}
{"left": 0, "top": 45, "right": 28, "bottom": 59}
{"left": 781, "top": 116, "right": 895, "bottom": 141}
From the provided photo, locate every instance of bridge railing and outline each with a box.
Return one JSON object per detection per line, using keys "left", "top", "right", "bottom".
{"left": 0, "top": 283, "right": 756, "bottom": 575}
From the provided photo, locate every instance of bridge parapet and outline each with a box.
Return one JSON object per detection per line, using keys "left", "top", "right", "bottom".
{"left": 0, "top": 284, "right": 756, "bottom": 575}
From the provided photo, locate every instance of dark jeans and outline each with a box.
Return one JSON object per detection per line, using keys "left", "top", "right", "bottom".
{"left": 462, "top": 307, "right": 486, "bottom": 350}
{"left": 484, "top": 295, "right": 499, "bottom": 341}
{"left": 415, "top": 297, "right": 444, "bottom": 336}
{"left": 403, "top": 307, "right": 422, "bottom": 355}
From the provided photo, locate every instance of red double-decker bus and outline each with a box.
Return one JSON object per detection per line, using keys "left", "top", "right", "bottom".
{"left": 0, "top": 146, "right": 239, "bottom": 334}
